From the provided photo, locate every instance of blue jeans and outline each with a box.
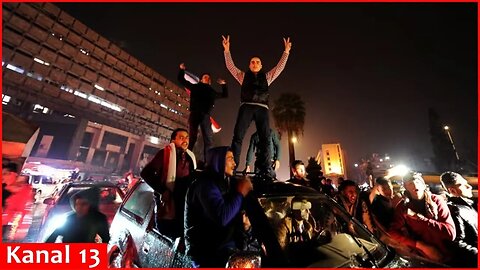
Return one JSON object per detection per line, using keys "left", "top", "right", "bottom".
{"left": 188, "top": 112, "right": 213, "bottom": 161}
{"left": 231, "top": 104, "right": 273, "bottom": 176}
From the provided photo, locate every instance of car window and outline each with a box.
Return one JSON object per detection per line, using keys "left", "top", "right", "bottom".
{"left": 57, "top": 186, "right": 90, "bottom": 205}
{"left": 99, "top": 187, "right": 123, "bottom": 203}
{"left": 122, "top": 182, "right": 154, "bottom": 223}
{"left": 258, "top": 195, "right": 389, "bottom": 268}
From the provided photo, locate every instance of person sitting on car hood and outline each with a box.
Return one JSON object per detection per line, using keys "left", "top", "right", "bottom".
{"left": 46, "top": 186, "right": 110, "bottom": 243}
{"left": 185, "top": 146, "right": 253, "bottom": 267}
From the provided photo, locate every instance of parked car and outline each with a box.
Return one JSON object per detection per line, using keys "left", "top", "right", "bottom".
{"left": 37, "top": 181, "right": 125, "bottom": 242}
{"left": 26, "top": 174, "right": 58, "bottom": 202}
{"left": 107, "top": 178, "right": 446, "bottom": 268}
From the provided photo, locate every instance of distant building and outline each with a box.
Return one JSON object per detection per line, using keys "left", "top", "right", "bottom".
{"left": 318, "top": 143, "right": 347, "bottom": 179}
{"left": 2, "top": 3, "right": 189, "bottom": 175}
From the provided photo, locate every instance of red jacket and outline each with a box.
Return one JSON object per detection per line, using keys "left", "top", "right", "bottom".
{"left": 388, "top": 194, "right": 456, "bottom": 256}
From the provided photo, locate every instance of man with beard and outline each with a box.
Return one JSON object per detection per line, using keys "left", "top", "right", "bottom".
{"left": 141, "top": 128, "right": 197, "bottom": 238}
{"left": 440, "top": 171, "right": 477, "bottom": 267}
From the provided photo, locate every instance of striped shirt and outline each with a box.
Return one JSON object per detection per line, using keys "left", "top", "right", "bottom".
{"left": 224, "top": 51, "right": 290, "bottom": 109}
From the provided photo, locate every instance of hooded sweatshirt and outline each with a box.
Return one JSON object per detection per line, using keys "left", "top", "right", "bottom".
{"left": 46, "top": 187, "right": 110, "bottom": 243}
{"left": 184, "top": 146, "right": 243, "bottom": 266}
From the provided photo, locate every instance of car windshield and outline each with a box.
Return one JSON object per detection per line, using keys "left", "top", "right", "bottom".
{"left": 258, "top": 194, "right": 390, "bottom": 268}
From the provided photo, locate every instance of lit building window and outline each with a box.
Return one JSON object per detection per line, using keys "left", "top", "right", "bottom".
{"left": 33, "top": 104, "right": 49, "bottom": 114}
{"left": 26, "top": 71, "right": 43, "bottom": 81}
{"left": 74, "top": 91, "right": 88, "bottom": 99}
{"left": 94, "top": 84, "right": 105, "bottom": 91}
{"left": 6, "top": 64, "right": 25, "bottom": 74}
{"left": 33, "top": 57, "right": 50, "bottom": 66}
{"left": 2, "top": 94, "right": 11, "bottom": 105}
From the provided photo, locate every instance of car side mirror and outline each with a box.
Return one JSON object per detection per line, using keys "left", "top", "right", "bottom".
{"left": 226, "top": 251, "right": 261, "bottom": 268}
{"left": 43, "top": 198, "right": 55, "bottom": 205}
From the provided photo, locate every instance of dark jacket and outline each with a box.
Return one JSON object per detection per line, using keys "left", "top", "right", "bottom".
{"left": 447, "top": 196, "right": 478, "bottom": 267}
{"left": 287, "top": 177, "right": 311, "bottom": 188}
{"left": 240, "top": 70, "right": 269, "bottom": 105}
{"left": 46, "top": 187, "right": 110, "bottom": 243}
{"left": 371, "top": 194, "right": 395, "bottom": 229}
{"left": 178, "top": 69, "right": 228, "bottom": 114}
{"left": 246, "top": 129, "right": 281, "bottom": 167}
{"left": 185, "top": 147, "right": 243, "bottom": 267}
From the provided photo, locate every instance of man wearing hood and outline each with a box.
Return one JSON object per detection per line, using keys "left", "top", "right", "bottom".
{"left": 222, "top": 35, "right": 292, "bottom": 179}
{"left": 185, "top": 146, "right": 253, "bottom": 267}
{"left": 45, "top": 186, "right": 110, "bottom": 243}
{"left": 141, "top": 128, "right": 196, "bottom": 238}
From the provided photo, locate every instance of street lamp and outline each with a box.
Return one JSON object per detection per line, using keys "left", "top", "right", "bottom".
{"left": 443, "top": 125, "right": 460, "bottom": 161}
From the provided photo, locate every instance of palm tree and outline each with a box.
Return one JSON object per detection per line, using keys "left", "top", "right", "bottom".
{"left": 272, "top": 93, "right": 306, "bottom": 177}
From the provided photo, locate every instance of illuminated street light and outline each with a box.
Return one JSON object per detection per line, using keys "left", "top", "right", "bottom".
{"left": 354, "top": 163, "right": 359, "bottom": 167}
{"left": 443, "top": 125, "right": 460, "bottom": 161}
{"left": 291, "top": 137, "right": 297, "bottom": 143}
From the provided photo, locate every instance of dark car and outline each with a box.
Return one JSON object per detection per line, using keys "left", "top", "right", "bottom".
{"left": 37, "top": 181, "right": 125, "bottom": 242}
{"left": 107, "top": 178, "right": 446, "bottom": 268}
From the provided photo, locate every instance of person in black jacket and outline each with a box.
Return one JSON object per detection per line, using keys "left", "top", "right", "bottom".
{"left": 440, "top": 171, "right": 478, "bottom": 267}
{"left": 222, "top": 35, "right": 292, "bottom": 179}
{"left": 46, "top": 187, "right": 110, "bottom": 243}
{"left": 178, "top": 63, "right": 228, "bottom": 162}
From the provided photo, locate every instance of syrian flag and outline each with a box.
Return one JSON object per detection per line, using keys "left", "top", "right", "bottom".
{"left": 183, "top": 71, "right": 222, "bottom": 133}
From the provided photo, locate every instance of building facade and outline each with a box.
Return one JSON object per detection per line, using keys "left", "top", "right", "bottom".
{"left": 318, "top": 143, "right": 347, "bottom": 178}
{"left": 2, "top": 3, "right": 190, "bottom": 174}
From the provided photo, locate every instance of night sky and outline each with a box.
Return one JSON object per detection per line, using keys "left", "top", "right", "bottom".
{"left": 56, "top": 3, "right": 477, "bottom": 179}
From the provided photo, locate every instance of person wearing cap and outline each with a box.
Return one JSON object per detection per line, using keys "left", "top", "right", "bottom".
{"left": 439, "top": 171, "right": 477, "bottom": 267}
{"left": 388, "top": 172, "right": 456, "bottom": 264}
{"left": 276, "top": 197, "right": 315, "bottom": 250}
{"left": 45, "top": 187, "right": 110, "bottom": 243}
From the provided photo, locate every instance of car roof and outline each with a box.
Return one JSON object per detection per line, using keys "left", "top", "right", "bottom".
{"left": 64, "top": 181, "right": 119, "bottom": 188}
{"left": 250, "top": 179, "right": 320, "bottom": 197}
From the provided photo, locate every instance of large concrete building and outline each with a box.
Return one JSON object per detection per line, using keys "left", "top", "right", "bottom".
{"left": 2, "top": 3, "right": 190, "bottom": 174}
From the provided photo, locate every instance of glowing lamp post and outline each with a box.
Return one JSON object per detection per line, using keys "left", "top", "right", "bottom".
{"left": 444, "top": 125, "right": 460, "bottom": 161}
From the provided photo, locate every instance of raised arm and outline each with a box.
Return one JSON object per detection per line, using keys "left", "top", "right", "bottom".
{"left": 215, "top": 78, "right": 229, "bottom": 99}
{"left": 177, "top": 63, "right": 195, "bottom": 89}
{"left": 266, "top": 37, "right": 292, "bottom": 85}
{"left": 222, "top": 35, "right": 244, "bottom": 84}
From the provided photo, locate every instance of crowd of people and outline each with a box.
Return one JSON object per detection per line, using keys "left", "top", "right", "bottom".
{"left": 2, "top": 33, "right": 477, "bottom": 269}
{"left": 285, "top": 165, "right": 477, "bottom": 267}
